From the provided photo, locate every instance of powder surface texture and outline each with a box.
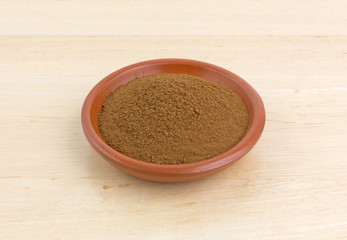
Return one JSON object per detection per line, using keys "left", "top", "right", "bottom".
{"left": 98, "top": 73, "right": 249, "bottom": 164}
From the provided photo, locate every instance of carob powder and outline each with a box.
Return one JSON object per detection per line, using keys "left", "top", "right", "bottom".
{"left": 98, "top": 73, "right": 249, "bottom": 165}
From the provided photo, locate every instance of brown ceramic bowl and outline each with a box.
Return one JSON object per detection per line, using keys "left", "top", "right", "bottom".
{"left": 81, "top": 59, "right": 265, "bottom": 182}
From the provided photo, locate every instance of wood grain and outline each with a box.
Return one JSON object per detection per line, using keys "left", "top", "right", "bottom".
{"left": 0, "top": 1, "right": 347, "bottom": 239}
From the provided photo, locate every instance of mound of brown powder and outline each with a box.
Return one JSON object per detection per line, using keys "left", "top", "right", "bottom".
{"left": 98, "top": 73, "right": 249, "bottom": 164}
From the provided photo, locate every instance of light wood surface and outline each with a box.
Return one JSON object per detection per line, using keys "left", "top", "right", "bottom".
{"left": 1, "top": 1, "right": 346, "bottom": 239}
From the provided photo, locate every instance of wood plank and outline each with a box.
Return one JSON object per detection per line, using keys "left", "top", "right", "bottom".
{"left": 0, "top": 0, "right": 346, "bottom": 35}
{"left": 1, "top": 43, "right": 346, "bottom": 239}
{"left": 0, "top": 35, "right": 346, "bottom": 90}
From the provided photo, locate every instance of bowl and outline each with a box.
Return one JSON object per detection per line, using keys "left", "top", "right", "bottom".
{"left": 81, "top": 59, "right": 265, "bottom": 182}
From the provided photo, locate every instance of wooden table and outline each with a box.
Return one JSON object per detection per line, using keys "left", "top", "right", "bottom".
{"left": 1, "top": 1, "right": 346, "bottom": 239}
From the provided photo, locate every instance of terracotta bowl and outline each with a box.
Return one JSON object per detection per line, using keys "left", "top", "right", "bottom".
{"left": 81, "top": 59, "right": 265, "bottom": 182}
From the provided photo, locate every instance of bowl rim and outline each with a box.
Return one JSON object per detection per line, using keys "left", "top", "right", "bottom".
{"left": 81, "top": 58, "right": 265, "bottom": 175}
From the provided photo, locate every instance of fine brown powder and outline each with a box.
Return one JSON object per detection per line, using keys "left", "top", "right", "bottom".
{"left": 98, "top": 73, "right": 249, "bottom": 165}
